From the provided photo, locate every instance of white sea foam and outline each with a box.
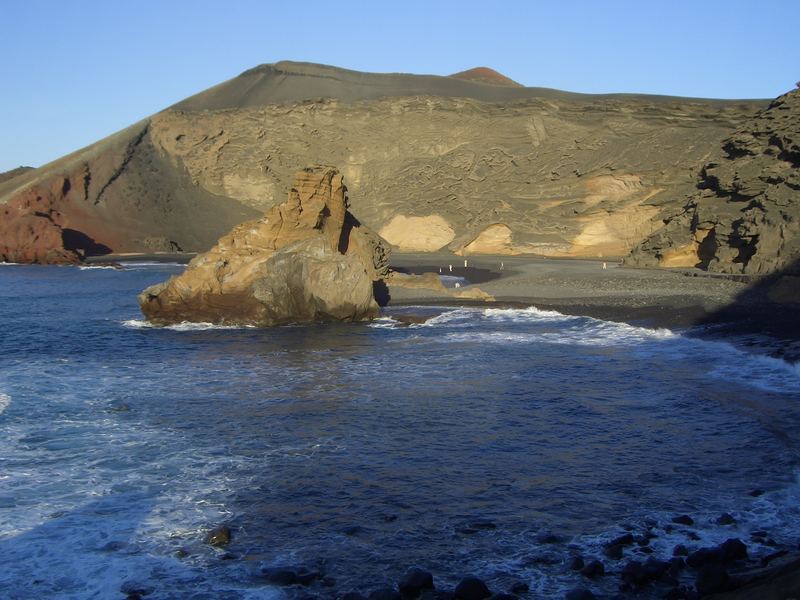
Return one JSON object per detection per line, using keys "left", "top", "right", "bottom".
{"left": 368, "top": 316, "right": 402, "bottom": 329}
{"left": 483, "top": 305, "right": 577, "bottom": 322}
{"left": 402, "top": 305, "right": 799, "bottom": 393}
{"left": 120, "top": 261, "right": 186, "bottom": 268}
{"left": 122, "top": 319, "right": 254, "bottom": 331}
{"left": 0, "top": 393, "right": 10, "bottom": 415}
{"left": 0, "top": 262, "right": 21, "bottom": 266}
{"left": 78, "top": 265, "right": 119, "bottom": 270}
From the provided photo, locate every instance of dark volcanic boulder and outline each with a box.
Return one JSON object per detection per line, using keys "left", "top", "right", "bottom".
{"left": 139, "top": 166, "right": 390, "bottom": 326}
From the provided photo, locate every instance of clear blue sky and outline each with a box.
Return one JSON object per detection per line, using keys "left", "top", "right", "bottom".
{"left": 2, "top": 0, "right": 799, "bottom": 172}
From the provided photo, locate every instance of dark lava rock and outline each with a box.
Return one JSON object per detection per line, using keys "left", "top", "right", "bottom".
{"left": 343, "top": 525, "right": 363, "bottom": 536}
{"left": 635, "top": 535, "right": 651, "bottom": 547}
{"left": 261, "top": 567, "right": 297, "bottom": 586}
{"left": 620, "top": 561, "right": 646, "bottom": 588}
{"left": 569, "top": 556, "right": 585, "bottom": 571}
{"left": 454, "top": 578, "right": 491, "bottom": 600}
{"left": 488, "top": 594, "right": 517, "bottom": 600}
{"left": 719, "top": 538, "right": 748, "bottom": 562}
{"left": 295, "top": 569, "right": 323, "bottom": 586}
{"left": 205, "top": 525, "right": 232, "bottom": 547}
{"left": 687, "top": 548, "right": 717, "bottom": 569}
{"left": 564, "top": 588, "right": 596, "bottom": 600}
{"left": 687, "top": 539, "right": 748, "bottom": 569}
{"left": 663, "top": 586, "right": 694, "bottom": 600}
{"left": 369, "top": 587, "right": 402, "bottom": 600}
{"left": 469, "top": 520, "right": 497, "bottom": 531}
{"left": 535, "top": 532, "right": 561, "bottom": 544}
{"left": 509, "top": 581, "right": 529, "bottom": 594}
{"left": 695, "top": 564, "right": 729, "bottom": 595}
{"left": 749, "top": 489, "right": 765, "bottom": 497}
{"left": 398, "top": 569, "right": 435, "bottom": 598}
{"left": 580, "top": 560, "right": 605, "bottom": 579}
{"left": 608, "top": 533, "right": 635, "bottom": 547}
{"left": 716, "top": 512, "right": 736, "bottom": 525}
{"left": 603, "top": 544, "right": 624, "bottom": 560}
{"left": 642, "top": 557, "right": 670, "bottom": 581}
{"left": 342, "top": 593, "right": 368, "bottom": 600}
{"left": 671, "top": 515, "right": 695, "bottom": 526}
{"left": 220, "top": 552, "right": 238, "bottom": 561}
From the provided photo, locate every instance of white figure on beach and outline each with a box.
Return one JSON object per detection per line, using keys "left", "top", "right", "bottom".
{"left": 449, "top": 264, "right": 453, "bottom": 272}
{"left": 464, "top": 259, "right": 468, "bottom": 267}
{"left": 500, "top": 261, "right": 504, "bottom": 271}
{"left": 602, "top": 262, "right": 607, "bottom": 270}
{"left": 454, "top": 282, "right": 461, "bottom": 288}
{"left": 439, "top": 267, "right": 442, "bottom": 273}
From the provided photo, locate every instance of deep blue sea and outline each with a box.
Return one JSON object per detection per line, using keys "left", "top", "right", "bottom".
{"left": 1, "top": 263, "right": 800, "bottom": 599}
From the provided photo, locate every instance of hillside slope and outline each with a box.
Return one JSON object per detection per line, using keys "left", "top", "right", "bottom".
{"left": 0, "top": 61, "right": 766, "bottom": 263}
{"left": 628, "top": 88, "right": 800, "bottom": 274}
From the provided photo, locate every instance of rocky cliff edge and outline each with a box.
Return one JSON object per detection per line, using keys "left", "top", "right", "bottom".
{"left": 139, "top": 166, "right": 390, "bottom": 326}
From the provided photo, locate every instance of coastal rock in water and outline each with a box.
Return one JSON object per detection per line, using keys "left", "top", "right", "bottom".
{"left": 205, "top": 525, "right": 231, "bottom": 547}
{"left": 398, "top": 569, "right": 434, "bottom": 598}
{"left": 454, "top": 578, "right": 491, "bottom": 600}
{"left": 0, "top": 183, "right": 82, "bottom": 264}
{"left": 138, "top": 166, "right": 390, "bottom": 326}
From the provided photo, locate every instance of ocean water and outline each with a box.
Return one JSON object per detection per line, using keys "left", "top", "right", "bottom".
{"left": 1, "top": 263, "right": 800, "bottom": 599}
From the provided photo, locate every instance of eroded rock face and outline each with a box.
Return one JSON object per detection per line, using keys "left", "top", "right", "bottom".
{"left": 628, "top": 88, "right": 800, "bottom": 274}
{"left": 1, "top": 62, "right": 765, "bottom": 263}
{"left": 0, "top": 180, "right": 83, "bottom": 264}
{"left": 138, "top": 167, "right": 390, "bottom": 326}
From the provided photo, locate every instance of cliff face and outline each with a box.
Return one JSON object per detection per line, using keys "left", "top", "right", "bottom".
{"left": 628, "top": 88, "right": 800, "bottom": 274}
{"left": 0, "top": 61, "right": 765, "bottom": 264}
{"left": 139, "top": 166, "right": 389, "bottom": 326}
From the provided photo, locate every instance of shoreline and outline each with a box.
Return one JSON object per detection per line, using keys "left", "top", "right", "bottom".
{"left": 386, "top": 252, "right": 800, "bottom": 361}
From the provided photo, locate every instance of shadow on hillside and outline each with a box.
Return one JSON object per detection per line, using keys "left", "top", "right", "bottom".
{"left": 694, "top": 256, "right": 800, "bottom": 359}
{"left": 62, "top": 228, "right": 112, "bottom": 257}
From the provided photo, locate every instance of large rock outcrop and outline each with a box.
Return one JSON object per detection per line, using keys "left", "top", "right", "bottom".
{"left": 0, "top": 176, "right": 109, "bottom": 264}
{"left": 628, "top": 88, "right": 800, "bottom": 274}
{"left": 0, "top": 61, "right": 765, "bottom": 263}
{"left": 138, "top": 166, "right": 390, "bottom": 326}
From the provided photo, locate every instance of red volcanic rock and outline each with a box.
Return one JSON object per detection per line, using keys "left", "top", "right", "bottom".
{"left": 0, "top": 175, "right": 111, "bottom": 264}
{"left": 0, "top": 182, "right": 80, "bottom": 264}
{"left": 449, "top": 67, "right": 523, "bottom": 87}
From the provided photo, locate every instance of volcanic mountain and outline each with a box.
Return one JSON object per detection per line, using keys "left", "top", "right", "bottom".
{"left": 0, "top": 61, "right": 771, "bottom": 265}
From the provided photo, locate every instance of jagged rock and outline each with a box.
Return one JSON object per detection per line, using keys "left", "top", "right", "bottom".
{"left": 205, "top": 525, "right": 232, "bottom": 547}
{"left": 628, "top": 88, "right": 800, "bottom": 275}
{"left": 138, "top": 166, "right": 390, "bottom": 326}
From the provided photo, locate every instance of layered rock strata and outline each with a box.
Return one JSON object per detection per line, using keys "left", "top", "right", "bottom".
{"left": 0, "top": 62, "right": 765, "bottom": 264}
{"left": 628, "top": 88, "right": 800, "bottom": 275}
{"left": 139, "top": 167, "right": 389, "bottom": 326}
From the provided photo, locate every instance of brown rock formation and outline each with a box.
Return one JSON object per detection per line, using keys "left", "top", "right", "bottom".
{"left": 139, "top": 167, "right": 390, "bottom": 326}
{"left": 449, "top": 67, "right": 523, "bottom": 87}
{"left": 628, "top": 88, "right": 800, "bottom": 274}
{"left": 0, "top": 62, "right": 765, "bottom": 265}
{"left": 0, "top": 175, "right": 111, "bottom": 264}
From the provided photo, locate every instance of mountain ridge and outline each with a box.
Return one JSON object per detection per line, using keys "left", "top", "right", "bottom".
{"left": 0, "top": 61, "right": 773, "bottom": 268}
